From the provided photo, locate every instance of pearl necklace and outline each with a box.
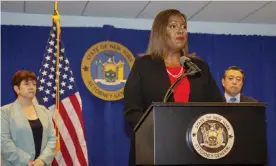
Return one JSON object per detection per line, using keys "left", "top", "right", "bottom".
{"left": 166, "top": 67, "right": 183, "bottom": 78}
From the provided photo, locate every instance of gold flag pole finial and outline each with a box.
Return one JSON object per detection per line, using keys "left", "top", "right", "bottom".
{"left": 52, "top": 0, "right": 60, "bottom": 24}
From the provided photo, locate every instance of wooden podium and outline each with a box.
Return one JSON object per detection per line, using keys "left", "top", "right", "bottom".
{"left": 134, "top": 102, "right": 267, "bottom": 165}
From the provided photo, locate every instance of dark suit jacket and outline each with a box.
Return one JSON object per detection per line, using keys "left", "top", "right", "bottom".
{"left": 223, "top": 94, "right": 258, "bottom": 102}
{"left": 241, "top": 95, "right": 258, "bottom": 102}
{"left": 123, "top": 55, "right": 223, "bottom": 166}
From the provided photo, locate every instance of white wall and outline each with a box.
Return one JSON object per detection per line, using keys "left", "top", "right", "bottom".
{"left": 2, "top": 12, "right": 276, "bottom": 36}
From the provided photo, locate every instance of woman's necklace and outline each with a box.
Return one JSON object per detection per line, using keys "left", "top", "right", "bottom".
{"left": 166, "top": 67, "right": 183, "bottom": 78}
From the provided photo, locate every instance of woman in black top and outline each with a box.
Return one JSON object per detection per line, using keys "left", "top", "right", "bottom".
{"left": 1, "top": 70, "right": 57, "bottom": 166}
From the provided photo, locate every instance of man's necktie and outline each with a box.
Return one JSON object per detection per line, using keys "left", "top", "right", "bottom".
{"left": 229, "top": 97, "right": 237, "bottom": 103}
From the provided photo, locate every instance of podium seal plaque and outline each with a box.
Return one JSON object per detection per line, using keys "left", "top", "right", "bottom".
{"left": 189, "top": 113, "right": 235, "bottom": 159}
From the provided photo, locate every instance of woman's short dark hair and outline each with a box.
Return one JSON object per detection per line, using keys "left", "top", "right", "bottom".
{"left": 12, "top": 70, "right": 37, "bottom": 96}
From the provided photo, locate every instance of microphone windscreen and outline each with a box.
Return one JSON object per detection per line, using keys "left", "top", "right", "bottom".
{"left": 180, "top": 56, "right": 190, "bottom": 66}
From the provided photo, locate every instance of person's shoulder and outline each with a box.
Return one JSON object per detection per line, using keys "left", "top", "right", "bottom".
{"left": 135, "top": 54, "right": 153, "bottom": 62}
{"left": 241, "top": 95, "right": 258, "bottom": 102}
{"left": 187, "top": 53, "right": 209, "bottom": 68}
{"left": 0, "top": 102, "right": 13, "bottom": 113}
{"left": 133, "top": 54, "right": 161, "bottom": 66}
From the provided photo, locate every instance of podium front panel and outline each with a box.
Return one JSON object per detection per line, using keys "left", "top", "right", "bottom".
{"left": 135, "top": 103, "right": 267, "bottom": 165}
{"left": 154, "top": 105, "right": 266, "bottom": 165}
{"left": 135, "top": 110, "right": 154, "bottom": 165}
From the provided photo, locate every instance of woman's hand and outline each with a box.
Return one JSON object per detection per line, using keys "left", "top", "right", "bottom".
{"left": 27, "top": 160, "right": 34, "bottom": 166}
{"left": 32, "top": 158, "right": 45, "bottom": 166}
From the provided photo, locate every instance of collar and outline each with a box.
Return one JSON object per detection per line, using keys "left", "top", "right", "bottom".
{"left": 224, "top": 93, "right": 241, "bottom": 103}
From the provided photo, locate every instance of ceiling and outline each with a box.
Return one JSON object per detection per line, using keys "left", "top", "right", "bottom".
{"left": 1, "top": 1, "right": 276, "bottom": 24}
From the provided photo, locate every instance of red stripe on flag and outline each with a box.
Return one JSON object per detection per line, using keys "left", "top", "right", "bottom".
{"left": 59, "top": 101, "right": 87, "bottom": 166}
{"left": 52, "top": 158, "right": 58, "bottom": 166}
{"left": 52, "top": 120, "right": 73, "bottom": 166}
{"left": 69, "top": 94, "right": 85, "bottom": 135}
{"left": 59, "top": 133, "right": 73, "bottom": 165}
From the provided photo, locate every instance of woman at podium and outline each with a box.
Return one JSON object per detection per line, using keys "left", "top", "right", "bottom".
{"left": 123, "top": 9, "right": 223, "bottom": 166}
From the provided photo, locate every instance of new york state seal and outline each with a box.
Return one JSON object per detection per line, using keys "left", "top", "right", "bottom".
{"left": 189, "top": 113, "right": 235, "bottom": 159}
{"left": 81, "top": 41, "right": 135, "bottom": 101}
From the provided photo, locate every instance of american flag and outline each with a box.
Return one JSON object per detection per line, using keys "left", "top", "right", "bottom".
{"left": 36, "top": 22, "right": 88, "bottom": 166}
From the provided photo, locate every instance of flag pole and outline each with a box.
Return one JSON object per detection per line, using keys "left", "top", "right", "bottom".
{"left": 52, "top": 0, "right": 61, "bottom": 152}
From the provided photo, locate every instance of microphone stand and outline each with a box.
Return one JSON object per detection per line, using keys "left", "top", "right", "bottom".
{"left": 163, "top": 68, "right": 199, "bottom": 102}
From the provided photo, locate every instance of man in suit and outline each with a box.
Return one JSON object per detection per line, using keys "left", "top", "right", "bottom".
{"left": 222, "top": 66, "right": 258, "bottom": 103}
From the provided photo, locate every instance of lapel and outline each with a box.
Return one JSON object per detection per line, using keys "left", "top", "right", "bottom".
{"left": 157, "top": 59, "right": 175, "bottom": 102}
{"left": 222, "top": 96, "right": 227, "bottom": 102}
{"left": 240, "top": 95, "right": 244, "bottom": 102}
{"left": 13, "top": 100, "right": 35, "bottom": 150}
{"left": 187, "top": 73, "right": 199, "bottom": 102}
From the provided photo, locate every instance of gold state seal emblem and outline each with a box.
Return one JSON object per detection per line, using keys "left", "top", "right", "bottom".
{"left": 81, "top": 41, "right": 135, "bottom": 101}
{"left": 189, "top": 113, "right": 235, "bottom": 159}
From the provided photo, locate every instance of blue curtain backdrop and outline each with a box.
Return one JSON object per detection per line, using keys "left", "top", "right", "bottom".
{"left": 1, "top": 25, "right": 275, "bottom": 166}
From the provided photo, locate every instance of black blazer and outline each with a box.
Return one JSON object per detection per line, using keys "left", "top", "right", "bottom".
{"left": 123, "top": 55, "right": 223, "bottom": 166}
{"left": 241, "top": 95, "right": 258, "bottom": 102}
{"left": 124, "top": 55, "right": 223, "bottom": 166}
{"left": 124, "top": 55, "right": 223, "bottom": 128}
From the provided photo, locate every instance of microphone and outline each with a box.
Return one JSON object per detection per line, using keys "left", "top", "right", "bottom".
{"left": 162, "top": 56, "right": 201, "bottom": 102}
{"left": 180, "top": 56, "right": 201, "bottom": 73}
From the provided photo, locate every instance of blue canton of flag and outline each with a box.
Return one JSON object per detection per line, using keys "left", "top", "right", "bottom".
{"left": 36, "top": 24, "right": 75, "bottom": 107}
